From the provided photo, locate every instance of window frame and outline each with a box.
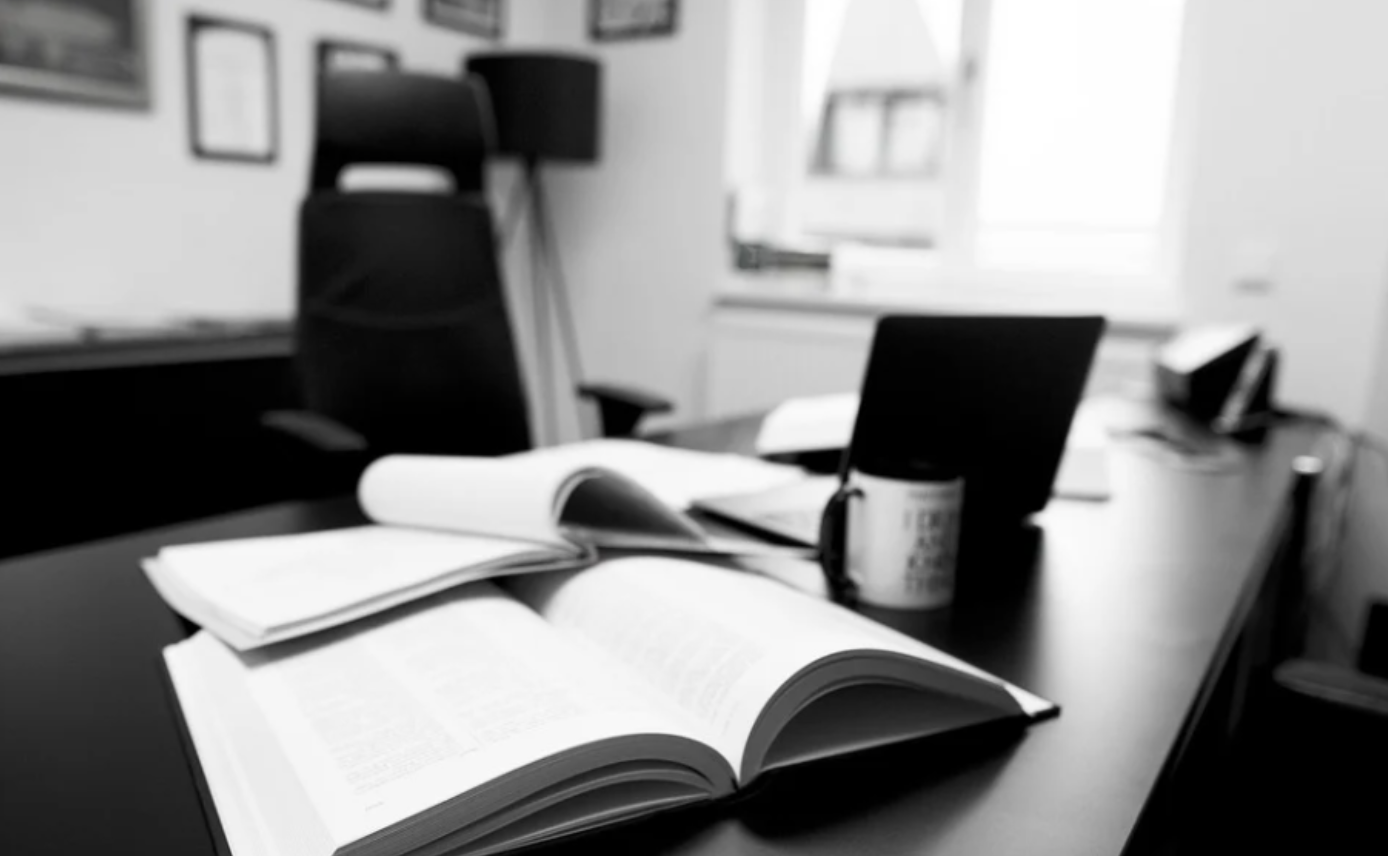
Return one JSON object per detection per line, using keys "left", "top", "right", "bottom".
{"left": 724, "top": 0, "right": 1198, "bottom": 327}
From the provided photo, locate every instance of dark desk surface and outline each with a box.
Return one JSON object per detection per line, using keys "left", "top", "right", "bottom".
{"left": 0, "top": 412, "right": 1325, "bottom": 856}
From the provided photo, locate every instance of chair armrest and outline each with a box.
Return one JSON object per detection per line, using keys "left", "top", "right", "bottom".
{"left": 577, "top": 383, "right": 673, "bottom": 438}
{"left": 261, "top": 410, "right": 369, "bottom": 454}
{"left": 1273, "top": 659, "right": 1388, "bottom": 719}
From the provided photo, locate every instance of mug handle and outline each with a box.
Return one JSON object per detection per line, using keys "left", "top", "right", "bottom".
{"left": 818, "top": 483, "right": 862, "bottom": 606}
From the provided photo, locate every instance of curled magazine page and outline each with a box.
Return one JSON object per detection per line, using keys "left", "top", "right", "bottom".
{"left": 510, "top": 439, "right": 807, "bottom": 510}
{"left": 359, "top": 455, "right": 575, "bottom": 546}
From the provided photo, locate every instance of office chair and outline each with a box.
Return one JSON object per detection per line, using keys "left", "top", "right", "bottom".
{"left": 265, "top": 72, "right": 669, "bottom": 496}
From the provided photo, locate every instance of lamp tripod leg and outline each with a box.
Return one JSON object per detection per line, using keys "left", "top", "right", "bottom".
{"left": 524, "top": 163, "right": 559, "bottom": 446}
{"left": 529, "top": 169, "right": 590, "bottom": 439}
{"left": 530, "top": 170, "right": 587, "bottom": 388}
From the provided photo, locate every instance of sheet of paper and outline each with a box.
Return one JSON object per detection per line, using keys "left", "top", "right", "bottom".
{"left": 754, "top": 393, "right": 859, "bottom": 456}
{"left": 511, "top": 439, "right": 807, "bottom": 510}
{"left": 1053, "top": 446, "right": 1111, "bottom": 501}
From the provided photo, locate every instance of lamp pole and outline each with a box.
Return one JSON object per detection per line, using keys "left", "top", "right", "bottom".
{"left": 514, "top": 157, "right": 587, "bottom": 445}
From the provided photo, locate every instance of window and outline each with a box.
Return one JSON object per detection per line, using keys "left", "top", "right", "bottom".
{"left": 974, "top": 0, "right": 1186, "bottom": 275}
{"left": 731, "top": 0, "right": 1190, "bottom": 309}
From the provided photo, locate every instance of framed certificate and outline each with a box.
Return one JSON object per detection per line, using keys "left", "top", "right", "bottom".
{"left": 186, "top": 15, "right": 278, "bottom": 164}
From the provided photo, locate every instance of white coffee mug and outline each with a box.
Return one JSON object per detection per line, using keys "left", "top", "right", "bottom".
{"left": 847, "top": 470, "right": 963, "bottom": 610}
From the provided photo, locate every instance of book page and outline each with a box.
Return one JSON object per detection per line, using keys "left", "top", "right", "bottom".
{"left": 511, "top": 439, "right": 808, "bottom": 509}
{"left": 359, "top": 455, "right": 580, "bottom": 546}
{"left": 509, "top": 558, "right": 1019, "bottom": 779}
{"left": 362, "top": 453, "right": 725, "bottom": 555}
{"left": 154, "top": 526, "right": 573, "bottom": 639}
{"left": 195, "top": 583, "right": 725, "bottom": 849}
{"left": 361, "top": 454, "right": 710, "bottom": 545}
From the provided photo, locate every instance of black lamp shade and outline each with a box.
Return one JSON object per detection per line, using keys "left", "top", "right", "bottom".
{"left": 465, "top": 53, "right": 600, "bottom": 163}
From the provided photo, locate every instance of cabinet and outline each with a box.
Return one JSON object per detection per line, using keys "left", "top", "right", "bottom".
{"left": 0, "top": 329, "right": 297, "bottom": 559}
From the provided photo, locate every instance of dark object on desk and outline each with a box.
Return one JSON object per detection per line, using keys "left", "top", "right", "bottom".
{"left": 265, "top": 72, "right": 667, "bottom": 496}
{"left": 466, "top": 53, "right": 670, "bottom": 443}
{"left": 817, "top": 482, "right": 859, "bottom": 605}
{"left": 850, "top": 315, "right": 1105, "bottom": 519}
{"left": 1155, "top": 324, "right": 1278, "bottom": 441}
{"left": 696, "top": 315, "right": 1105, "bottom": 561}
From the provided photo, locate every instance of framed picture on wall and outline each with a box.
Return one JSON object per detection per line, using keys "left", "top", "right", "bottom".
{"left": 0, "top": 0, "right": 150, "bottom": 107}
{"left": 590, "top": 0, "right": 678, "bottom": 41}
{"left": 317, "top": 39, "right": 399, "bottom": 74}
{"left": 423, "top": 0, "right": 504, "bottom": 40}
{"left": 331, "top": 0, "right": 392, "bottom": 8}
{"left": 186, "top": 15, "right": 278, "bottom": 164}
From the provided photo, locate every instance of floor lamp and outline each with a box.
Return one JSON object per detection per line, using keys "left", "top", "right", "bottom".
{"left": 465, "top": 53, "right": 601, "bottom": 445}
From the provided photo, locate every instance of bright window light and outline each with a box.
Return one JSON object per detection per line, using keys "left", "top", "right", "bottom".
{"left": 976, "top": 0, "right": 1186, "bottom": 273}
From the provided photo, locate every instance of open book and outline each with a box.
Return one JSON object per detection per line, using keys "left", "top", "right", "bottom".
{"left": 144, "top": 446, "right": 809, "bottom": 651}
{"left": 165, "top": 557, "right": 1055, "bottom": 856}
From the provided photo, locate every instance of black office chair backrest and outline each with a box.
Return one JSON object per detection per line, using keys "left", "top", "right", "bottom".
{"left": 298, "top": 72, "right": 531, "bottom": 456}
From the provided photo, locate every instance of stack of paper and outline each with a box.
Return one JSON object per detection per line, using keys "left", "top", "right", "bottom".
{"left": 754, "top": 392, "right": 859, "bottom": 456}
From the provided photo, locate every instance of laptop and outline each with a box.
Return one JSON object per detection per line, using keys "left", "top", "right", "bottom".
{"left": 693, "top": 314, "right": 1107, "bottom": 546}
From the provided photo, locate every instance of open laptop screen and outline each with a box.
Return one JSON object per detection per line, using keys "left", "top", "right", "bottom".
{"left": 843, "top": 314, "right": 1106, "bottom": 520}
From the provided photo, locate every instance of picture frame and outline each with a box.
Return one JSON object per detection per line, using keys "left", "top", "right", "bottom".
{"left": 186, "top": 15, "right": 278, "bottom": 165}
{"left": 590, "top": 0, "right": 678, "bottom": 41}
{"left": 316, "top": 39, "right": 399, "bottom": 74}
{"left": 330, "top": 0, "right": 392, "bottom": 8}
{"left": 0, "top": 0, "right": 150, "bottom": 108}
{"left": 423, "top": 0, "right": 504, "bottom": 40}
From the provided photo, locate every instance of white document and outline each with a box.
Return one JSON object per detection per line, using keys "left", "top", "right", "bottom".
{"left": 191, "top": 23, "right": 274, "bottom": 159}
{"left": 754, "top": 393, "right": 859, "bottom": 457}
{"left": 511, "top": 439, "right": 807, "bottom": 509}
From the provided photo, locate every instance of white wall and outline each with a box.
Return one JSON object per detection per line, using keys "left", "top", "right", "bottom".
{"left": 1176, "top": 0, "right": 1388, "bottom": 424}
{"left": 1366, "top": 298, "right": 1388, "bottom": 442}
{"left": 0, "top": 0, "right": 527, "bottom": 319}
{"left": 506, "top": 0, "right": 734, "bottom": 438}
